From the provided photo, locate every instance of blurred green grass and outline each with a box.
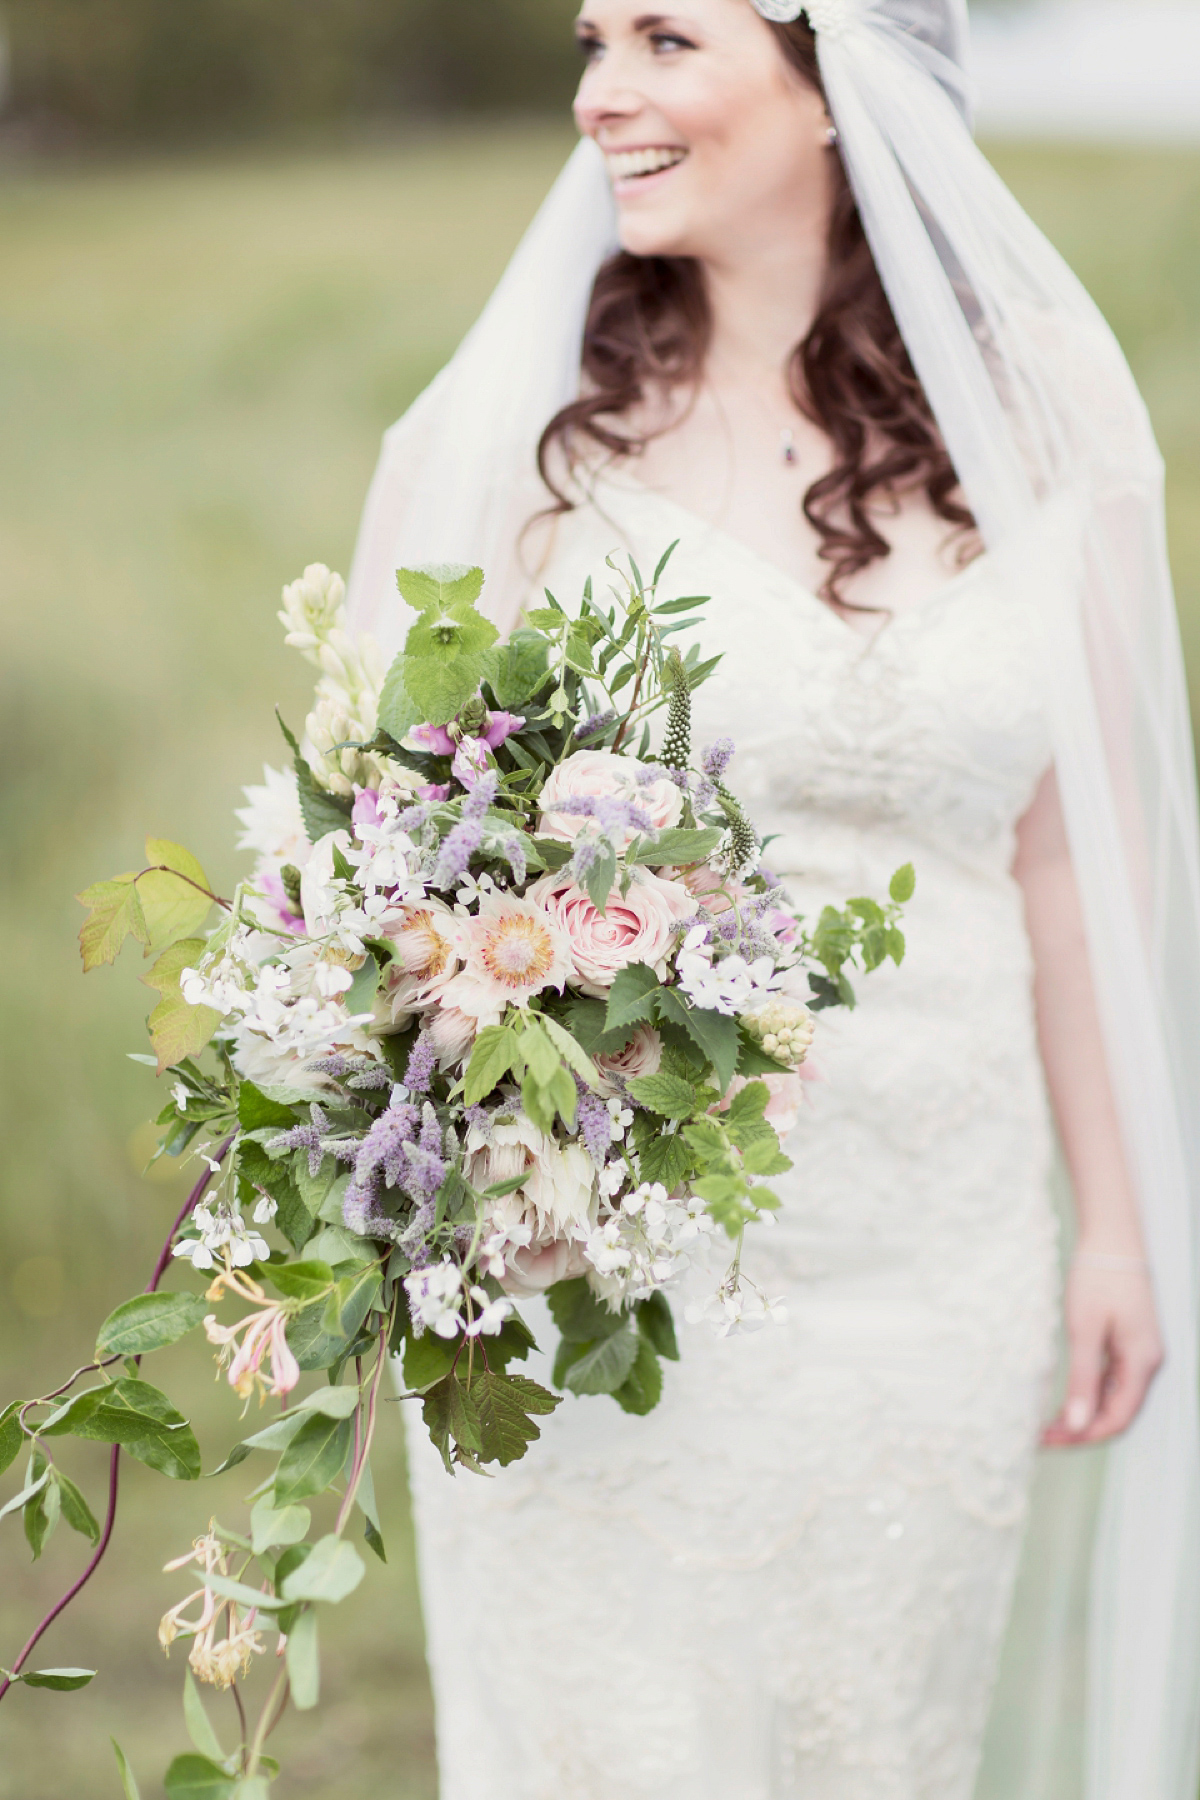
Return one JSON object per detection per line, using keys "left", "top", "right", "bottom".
{"left": 0, "top": 127, "right": 1198, "bottom": 1799}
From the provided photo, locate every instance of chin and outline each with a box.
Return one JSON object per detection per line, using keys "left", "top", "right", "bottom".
{"left": 615, "top": 209, "right": 693, "bottom": 260}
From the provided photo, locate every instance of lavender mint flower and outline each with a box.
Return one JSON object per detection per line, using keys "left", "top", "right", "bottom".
{"left": 268, "top": 1104, "right": 331, "bottom": 1177}
{"left": 432, "top": 771, "right": 499, "bottom": 888}
{"left": 576, "top": 1085, "right": 614, "bottom": 1166}
{"left": 574, "top": 708, "right": 618, "bottom": 742}
{"left": 502, "top": 835, "right": 527, "bottom": 885}
{"left": 404, "top": 1033, "right": 438, "bottom": 1094}
{"left": 702, "top": 737, "right": 736, "bottom": 782}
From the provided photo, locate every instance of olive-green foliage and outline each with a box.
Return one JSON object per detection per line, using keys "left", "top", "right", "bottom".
{"left": 4, "top": 0, "right": 581, "bottom": 140}
{"left": 0, "top": 129, "right": 1197, "bottom": 1796}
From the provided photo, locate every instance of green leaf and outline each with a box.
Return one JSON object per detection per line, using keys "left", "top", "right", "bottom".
{"left": 654, "top": 987, "right": 740, "bottom": 1093}
{"left": 402, "top": 590, "right": 500, "bottom": 726}
{"left": 627, "top": 1072, "right": 696, "bottom": 1119}
{"left": 583, "top": 839, "right": 618, "bottom": 916}
{"left": 96, "top": 1293, "right": 208, "bottom": 1359}
{"left": 0, "top": 1401, "right": 23, "bottom": 1477}
{"left": 397, "top": 563, "right": 485, "bottom": 614}
{"left": 565, "top": 1323, "right": 640, "bottom": 1396}
{"left": 24, "top": 1458, "right": 61, "bottom": 1560}
{"left": 198, "top": 1572, "right": 285, "bottom": 1613}
{"left": 636, "top": 1131, "right": 694, "bottom": 1190}
{"left": 143, "top": 940, "right": 220, "bottom": 1074}
{"left": 233, "top": 1782, "right": 272, "bottom": 1800}
{"left": 281, "top": 1533, "right": 366, "bottom": 1604}
{"left": 274, "top": 1413, "right": 353, "bottom": 1506}
{"left": 164, "top": 1753, "right": 237, "bottom": 1800}
{"left": 66, "top": 1379, "right": 201, "bottom": 1481}
{"left": 56, "top": 1469, "right": 101, "bottom": 1545}
{"left": 539, "top": 1013, "right": 602, "bottom": 1091}
{"left": 604, "top": 963, "right": 661, "bottom": 1035}
{"left": 736, "top": 1026, "right": 793, "bottom": 1078}
{"left": 293, "top": 1384, "right": 362, "bottom": 1420}
{"left": 447, "top": 1376, "right": 483, "bottom": 1455}
{"left": 402, "top": 1328, "right": 459, "bottom": 1394}
{"left": 547, "top": 1277, "right": 623, "bottom": 1345}
{"left": 376, "top": 655, "right": 422, "bottom": 741}
{"left": 285, "top": 1605, "right": 321, "bottom": 1711}
{"left": 561, "top": 996, "right": 634, "bottom": 1058}
{"left": 355, "top": 1457, "right": 386, "bottom": 1563}
{"left": 139, "top": 839, "right": 215, "bottom": 952}
{"left": 250, "top": 1496, "right": 312, "bottom": 1556}
{"left": 889, "top": 862, "right": 916, "bottom": 904}
{"left": 742, "top": 1138, "right": 792, "bottom": 1176}
{"left": 488, "top": 628, "right": 550, "bottom": 709}
{"left": 636, "top": 1292, "right": 680, "bottom": 1362}
{"left": 344, "top": 956, "right": 379, "bottom": 1018}
{"left": 463, "top": 1024, "right": 520, "bottom": 1105}
{"left": 421, "top": 1377, "right": 455, "bottom": 1473}
{"left": 473, "top": 1370, "right": 560, "bottom": 1466}
{"left": 77, "top": 874, "right": 149, "bottom": 971}
{"left": 112, "top": 1739, "right": 142, "bottom": 1800}
{"left": 237, "top": 1081, "right": 298, "bottom": 1131}
{"left": 613, "top": 1335, "right": 663, "bottom": 1416}
{"left": 275, "top": 710, "right": 354, "bottom": 843}
{"left": 17, "top": 1667, "right": 95, "bottom": 1691}
{"left": 183, "top": 1670, "right": 225, "bottom": 1762}
{"left": 626, "top": 828, "right": 722, "bottom": 867}
{"left": 266, "top": 1260, "right": 336, "bottom": 1303}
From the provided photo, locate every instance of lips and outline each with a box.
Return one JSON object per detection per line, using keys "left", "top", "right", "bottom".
{"left": 604, "top": 146, "right": 689, "bottom": 183}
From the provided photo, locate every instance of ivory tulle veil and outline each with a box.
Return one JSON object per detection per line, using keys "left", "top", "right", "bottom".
{"left": 346, "top": 5, "right": 1200, "bottom": 1795}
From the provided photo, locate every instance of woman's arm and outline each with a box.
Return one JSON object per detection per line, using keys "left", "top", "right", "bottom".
{"left": 1014, "top": 767, "right": 1164, "bottom": 1446}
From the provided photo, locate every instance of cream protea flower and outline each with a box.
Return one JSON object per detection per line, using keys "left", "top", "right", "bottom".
{"left": 440, "top": 892, "right": 571, "bottom": 1025}
{"left": 159, "top": 1524, "right": 267, "bottom": 1691}
{"left": 739, "top": 998, "right": 816, "bottom": 1069}
{"left": 383, "top": 900, "right": 460, "bottom": 1022}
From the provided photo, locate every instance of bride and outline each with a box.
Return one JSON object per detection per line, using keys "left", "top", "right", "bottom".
{"left": 346, "top": 3, "right": 1200, "bottom": 1796}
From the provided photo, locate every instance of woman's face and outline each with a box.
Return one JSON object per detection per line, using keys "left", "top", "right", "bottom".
{"left": 573, "top": 0, "right": 832, "bottom": 264}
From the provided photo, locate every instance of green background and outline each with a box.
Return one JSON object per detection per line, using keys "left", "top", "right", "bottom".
{"left": 0, "top": 126, "right": 1198, "bottom": 1797}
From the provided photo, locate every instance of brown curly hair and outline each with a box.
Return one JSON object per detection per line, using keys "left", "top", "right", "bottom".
{"left": 537, "top": 20, "right": 974, "bottom": 607}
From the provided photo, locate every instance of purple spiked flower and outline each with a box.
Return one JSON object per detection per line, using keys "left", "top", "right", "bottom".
{"left": 576, "top": 1087, "right": 614, "bottom": 1165}
{"left": 268, "top": 1104, "right": 331, "bottom": 1177}
{"left": 702, "top": 737, "right": 735, "bottom": 782}
{"left": 403, "top": 1034, "right": 438, "bottom": 1094}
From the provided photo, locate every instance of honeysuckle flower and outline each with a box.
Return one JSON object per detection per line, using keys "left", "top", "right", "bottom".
{"left": 204, "top": 1298, "right": 301, "bottom": 1405}
{"left": 440, "top": 890, "right": 572, "bottom": 1023}
{"left": 159, "top": 1524, "right": 267, "bottom": 1690}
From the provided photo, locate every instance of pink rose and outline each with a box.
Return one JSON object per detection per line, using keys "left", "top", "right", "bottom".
{"left": 594, "top": 1025, "right": 663, "bottom": 1095}
{"left": 527, "top": 869, "right": 695, "bottom": 996}
{"left": 537, "top": 750, "right": 682, "bottom": 846}
{"left": 721, "top": 1071, "right": 807, "bottom": 1141}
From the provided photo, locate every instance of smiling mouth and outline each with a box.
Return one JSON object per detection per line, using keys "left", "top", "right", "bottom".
{"left": 605, "top": 146, "right": 689, "bottom": 183}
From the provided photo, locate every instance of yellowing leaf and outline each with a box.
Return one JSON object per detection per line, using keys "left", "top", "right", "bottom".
{"left": 77, "top": 874, "right": 149, "bottom": 971}
{"left": 143, "top": 939, "right": 220, "bottom": 1073}
{"left": 139, "top": 839, "right": 215, "bottom": 952}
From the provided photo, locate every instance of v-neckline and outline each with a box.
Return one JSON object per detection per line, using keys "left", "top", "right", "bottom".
{"left": 592, "top": 470, "right": 991, "bottom": 644}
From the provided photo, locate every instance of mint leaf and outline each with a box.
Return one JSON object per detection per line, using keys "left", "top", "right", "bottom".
{"left": 604, "top": 963, "right": 661, "bottom": 1035}
{"left": 564, "top": 1323, "right": 639, "bottom": 1396}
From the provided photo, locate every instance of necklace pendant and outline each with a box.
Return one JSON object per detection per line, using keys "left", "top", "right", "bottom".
{"left": 780, "top": 428, "right": 798, "bottom": 467}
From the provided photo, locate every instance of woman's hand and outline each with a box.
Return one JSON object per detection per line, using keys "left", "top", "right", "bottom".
{"left": 1042, "top": 1255, "right": 1164, "bottom": 1447}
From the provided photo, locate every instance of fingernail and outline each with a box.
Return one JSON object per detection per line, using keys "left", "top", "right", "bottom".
{"left": 1065, "top": 1396, "right": 1091, "bottom": 1433}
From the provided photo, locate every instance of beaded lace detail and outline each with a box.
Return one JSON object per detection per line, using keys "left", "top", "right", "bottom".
{"left": 406, "top": 480, "right": 1061, "bottom": 1800}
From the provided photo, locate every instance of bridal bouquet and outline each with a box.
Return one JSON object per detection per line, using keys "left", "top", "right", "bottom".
{"left": 0, "top": 549, "right": 911, "bottom": 1795}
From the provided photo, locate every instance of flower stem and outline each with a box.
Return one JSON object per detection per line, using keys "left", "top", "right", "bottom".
{"left": 0, "top": 1132, "right": 236, "bottom": 1704}
{"left": 336, "top": 1316, "right": 390, "bottom": 1536}
{"left": 244, "top": 1663, "right": 289, "bottom": 1777}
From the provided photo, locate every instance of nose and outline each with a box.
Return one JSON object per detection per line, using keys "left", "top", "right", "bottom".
{"left": 574, "top": 57, "right": 644, "bottom": 138}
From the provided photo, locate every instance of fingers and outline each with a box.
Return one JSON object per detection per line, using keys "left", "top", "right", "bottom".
{"left": 1042, "top": 1320, "right": 1104, "bottom": 1447}
{"left": 1042, "top": 1272, "right": 1164, "bottom": 1448}
{"left": 1081, "top": 1327, "right": 1163, "bottom": 1444}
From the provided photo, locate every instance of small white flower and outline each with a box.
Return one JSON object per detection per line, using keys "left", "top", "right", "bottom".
{"left": 252, "top": 1194, "right": 278, "bottom": 1226}
{"left": 466, "top": 1287, "right": 513, "bottom": 1337}
{"left": 172, "top": 1081, "right": 190, "bottom": 1112}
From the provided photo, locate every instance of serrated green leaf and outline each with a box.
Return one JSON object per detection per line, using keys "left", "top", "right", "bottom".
{"left": 564, "top": 1324, "right": 639, "bottom": 1396}
{"left": 447, "top": 1376, "right": 483, "bottom": 1455}
{"left": 889, "top": 862, "right": 916, "bottom": 904}
{"left": 636, "top": 1130, "right": 694, "bottom": 1190}
{"left": 654, "top": 987, "right": 740, "bottom": 1093}
{"left": 56, "top": 1469, "right": 101, "bottom": 1544}
{"left": 376, "top": 654, "right": 422, "bottom": 741}
{"left": 742, "top": 1137, "right": 792, "bottom": 1175}
{"left": 274, "top": 1413, "right": 353, "bottom": 1506}
{"left": 281, "top": 1533, "right": 366, "bottom": 1604}
{"left": 285, "top": 1605, "right": 321, "bottom": 1711}
{"left": 139, "top": 840, "right": 215, "bottom": 952}
{"left": 183, "top": 1670, "right": 225, "bottom": 1762}
{"left": 547, "top": 1277, "right": 623, "bottom": 1345}
{"left": 735, "top": 1026, "right": 793, "bottom": 1078}
{"left": 143, "top": 940, "right": 220, "bottom": 1074}
{"left": 473, "top": 1370, "right": 559, "bottom": 1466}
{"left": 237, "top": 1081, "right": 298, "bottom": 1131}
{"left": 604, "top": 963, "right": 661, "bottom": 1035}
{"left": 164, "top": 1753, "right": 237, "bottom": 1800}
{"left": 96, "top": 1292, "right": 208, "bottom": 1359}
{"left": 77, "top": 874, "right": 149, "bottom": 971}
{"left": 402, "top": 1328, "right": 459, "bottom": 1394}
{"left": 463, "top": 1024, "right": 519, "bottom": 1105}
{"left": 396, "top": 563, "right": 485, "bottom": 614}
{"left": 627, "top": 1072, "right": 696, "bottom": 1119}
{"left": 488, "top": 628, "right": 550, "bottom": 708}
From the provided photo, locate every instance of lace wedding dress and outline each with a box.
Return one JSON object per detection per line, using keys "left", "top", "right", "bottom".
{"left": 404, "top": 471, "right": 1062, "bottom": 1800}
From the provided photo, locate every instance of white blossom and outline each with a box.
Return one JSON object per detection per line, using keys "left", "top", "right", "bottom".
{"left": 466, "top": 1287, "right": 513, "bottom": 1337}
{"left": 405, "top": 1260, "right": 467, "bottom": 1339}
{"left": 685, "top": 1280, "right": 788, "bottom": 1338}
{"left": 235, "top": 765, "right": 309, "bottom": 863}
{"left": 580, "top": 1182, "right": 714, "bottom": 1309}
{"left": 173, "top": 1201, "right": 269, "bottom": 1273}
{"left": 675, "top": 926, "right": 781, "bottom": 1017}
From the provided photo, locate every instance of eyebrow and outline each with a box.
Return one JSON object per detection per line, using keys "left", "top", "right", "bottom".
{"left": 575, "top": 11, "right": 685, "bottom": 32}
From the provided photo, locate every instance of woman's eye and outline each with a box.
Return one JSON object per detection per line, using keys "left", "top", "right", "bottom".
{"left": 576, "top": 35, "right": 604, "bottom": 62}
{"left": 649, "top": 32, "right": 694, "bottom": 53}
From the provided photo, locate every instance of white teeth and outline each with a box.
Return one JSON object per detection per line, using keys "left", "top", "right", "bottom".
{"left": 606, "top": 147, "right": 688, "bottom": 182}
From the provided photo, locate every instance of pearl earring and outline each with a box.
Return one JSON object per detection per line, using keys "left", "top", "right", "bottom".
{"left": 825, "top": 123, "right": 840, "bottom": 147}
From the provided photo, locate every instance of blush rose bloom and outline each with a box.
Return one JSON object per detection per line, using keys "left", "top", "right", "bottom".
{"left": 594, "top": 1025, "right": 663, "bottom": 1095}
{"left": 527, "top": 869, "right": 696, "bottom": 996}
{"left": 721, "top": 1071, "right": 807, "bottom": 1141}
{"left": 537, "top": 750, "right": 682, "bottom": 846}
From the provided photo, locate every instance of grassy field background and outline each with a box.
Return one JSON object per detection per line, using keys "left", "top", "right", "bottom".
{"left": 0, "top": 126, "right": 1198, "bottom": 1798}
